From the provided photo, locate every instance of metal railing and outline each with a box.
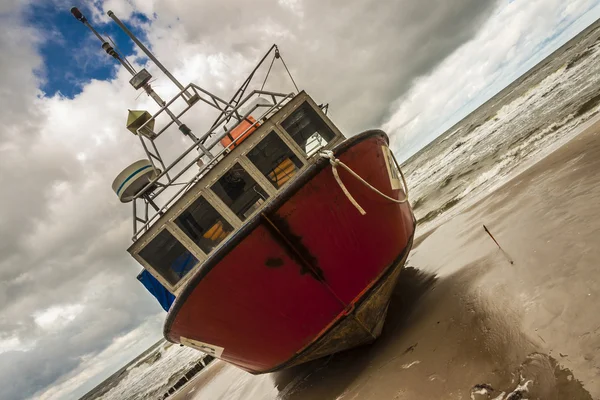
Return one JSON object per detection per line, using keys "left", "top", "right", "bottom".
{"left": 130, "top": 82, "right": 295, "bottom": 240}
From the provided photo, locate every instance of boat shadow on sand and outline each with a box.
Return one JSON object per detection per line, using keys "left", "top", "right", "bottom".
{"left": 271, "top": 259, "right": 593, "bottom": 400}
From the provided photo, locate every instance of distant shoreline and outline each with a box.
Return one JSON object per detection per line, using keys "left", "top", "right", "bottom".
{"left": 402, "top": 17, "right": 600, "bottom": 166}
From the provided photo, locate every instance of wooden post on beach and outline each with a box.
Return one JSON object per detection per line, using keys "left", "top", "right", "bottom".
{"left": 483, "top": 225, "right": 514, "bottom": 265}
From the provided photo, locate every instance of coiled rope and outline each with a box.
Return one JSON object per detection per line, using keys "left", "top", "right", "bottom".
{"left": 319, "top": 149, "right": 409, "bottom": 215}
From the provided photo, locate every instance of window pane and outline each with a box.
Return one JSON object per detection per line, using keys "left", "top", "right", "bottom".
{"left": 281, "top": 102, "right": 336, "bottom": 156}
{"left": 247, "top": 131, "right": 303, "bottom": 189}
{"left": 175, "top": 196, "right": 234, "bottom": 254}
{"left": 139, "top": 230, "right": 198, "bottom": 286}
{"left": 211, "top": 163, "right": 268, "bottom": 221}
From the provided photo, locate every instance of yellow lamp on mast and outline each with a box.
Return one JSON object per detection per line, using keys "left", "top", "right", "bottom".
{"left": 126, "top": 110, "right": 156, "bottom": 139}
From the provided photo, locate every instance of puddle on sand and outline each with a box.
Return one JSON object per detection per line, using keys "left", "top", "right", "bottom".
{"left": 470, "top": 353, "right": 593, "bottom": 400}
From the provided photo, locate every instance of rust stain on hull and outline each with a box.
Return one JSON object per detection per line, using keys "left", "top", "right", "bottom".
{"left": 260, "top": 212, "right": 325, "bottom": 281}
{"left": 268, "top": 235, "right": 414, "bottom": 372}
{"left": 265, "top": 257, "right": 285, "bottom": 268}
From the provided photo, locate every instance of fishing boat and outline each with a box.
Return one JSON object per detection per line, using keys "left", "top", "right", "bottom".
{"left": 72, "top": 7, "right": 416, "bottom": 373}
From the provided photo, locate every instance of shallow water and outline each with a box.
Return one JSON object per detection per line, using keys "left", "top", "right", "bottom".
{"left": 81, "top": 341, "right": 205, "bottom": 400}
{"left": 403, "top": 20, "right": 600, "bottom": 233}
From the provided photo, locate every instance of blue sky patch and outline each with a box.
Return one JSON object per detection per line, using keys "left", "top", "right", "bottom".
{"left": 27, "top": 2, "right": 150, "bottom": 98}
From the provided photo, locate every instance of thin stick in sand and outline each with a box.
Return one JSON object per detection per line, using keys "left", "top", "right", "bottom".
{"left": 483, "top": 225, "right": 514, "bottom": 265}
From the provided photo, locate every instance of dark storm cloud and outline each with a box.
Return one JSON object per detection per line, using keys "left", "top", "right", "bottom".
{"left": 0, "top": 0, "right": 498, "bottom": 399}
{"left": 149, "top": 0, "right": 498, "bottom": 132}
{"left": 0, "top": 281, "right": 161, "bottom": 399}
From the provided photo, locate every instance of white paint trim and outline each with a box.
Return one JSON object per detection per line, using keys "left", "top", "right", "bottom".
{"left": 382, "top": 145, "right": 402, "bottom": 190}
{"left": 180, "top": 337, "right": 224, "bottom": 358}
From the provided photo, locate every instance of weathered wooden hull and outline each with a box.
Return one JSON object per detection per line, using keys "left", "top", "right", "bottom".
{"left": 164, "top": 130, "right": 416, "bottom": 373}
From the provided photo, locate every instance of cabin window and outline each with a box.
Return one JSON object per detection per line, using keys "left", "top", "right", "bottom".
{"left": 247, "top": 131, "right": 303, "bottom": 189}
{"left": 138, "top": 230, "right": 198, "bottom": 286}
{"left": 281, "top": 102, "right": 336, "bottom": 156}
{"left": 175, "top": 196, "right": 234, "bottom": 254}
{"left": 211, "top": 162, "right": 269, "bottom": 221}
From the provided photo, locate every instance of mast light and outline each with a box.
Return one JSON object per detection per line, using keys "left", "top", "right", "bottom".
{"left": 126, "top": 110, "right": 156, "bottom": 138}
{"left": 70, "top": 7, "right": 86, "bottom": 23}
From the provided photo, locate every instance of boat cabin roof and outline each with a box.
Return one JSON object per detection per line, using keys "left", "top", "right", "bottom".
{"left": 128, "top": 92, "right": 344, "bottom": 294}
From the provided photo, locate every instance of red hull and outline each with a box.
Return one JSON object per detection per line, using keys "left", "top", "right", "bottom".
{"left": 165, "top": 130, "right": 415, "bottom": 373}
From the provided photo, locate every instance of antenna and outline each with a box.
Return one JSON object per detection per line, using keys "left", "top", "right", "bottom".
{"left": 70, "top": 7, "right": 136, "bottom": 76}
{"left": 106, "top": 10, "right": 194, "bottom": 103}
{"left": 107, "top": 34, "right": 137, "bottom": 74}
{"left": 70, "top": 7, "right": 201, "bottom": 142}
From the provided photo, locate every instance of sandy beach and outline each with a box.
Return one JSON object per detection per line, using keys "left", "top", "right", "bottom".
{"left": 169, "top": 117, "right": 600, "bottom": 399}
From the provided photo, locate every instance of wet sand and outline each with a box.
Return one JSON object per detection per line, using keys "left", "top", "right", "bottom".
{"left": 172, "top": 119, "right": 600, "bottom": 399}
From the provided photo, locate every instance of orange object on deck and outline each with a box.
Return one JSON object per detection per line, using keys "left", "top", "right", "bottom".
{"left": 268, "top": 158, "right": 298, "bottom": 187}
{"left": 220, "top": 116, "right": 259, "bottom": 150}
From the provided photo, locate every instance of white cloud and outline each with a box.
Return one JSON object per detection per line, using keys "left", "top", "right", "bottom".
{"left": 385, "top": 0, "right": 600, "bottom": 160}
{"left": 32, "top": 314, "right": 165, "bottom": 400}
{"left": 0, "top": 336, "right": 32, "bottom": 354}
{"left": 33, "top": 304, "right": 84, "bottom": 331}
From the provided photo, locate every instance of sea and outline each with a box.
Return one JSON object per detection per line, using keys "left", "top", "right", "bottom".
{"left": 80, "top": 18, "right": 600, "bottom": 400}
{"left": 403, "top": 19, "right": 600, "bottom": 232}
{"left": 80, "top": 341, "right": 206, "bottom": 400}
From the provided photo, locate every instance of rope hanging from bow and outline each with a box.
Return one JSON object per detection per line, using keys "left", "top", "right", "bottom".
{"left": 319, "top": 149, "right": 409, "bottom": 215}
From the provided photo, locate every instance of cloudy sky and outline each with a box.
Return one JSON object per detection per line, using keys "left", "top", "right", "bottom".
{"left": 1, "top": 0, "right": 600, "bottom": 399}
